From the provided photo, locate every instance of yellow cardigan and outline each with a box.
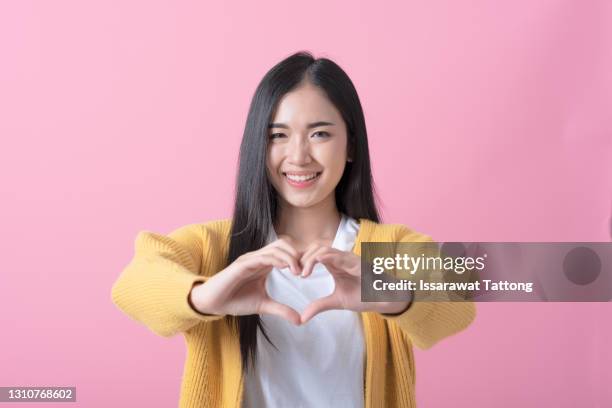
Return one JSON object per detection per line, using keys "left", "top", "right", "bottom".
{"left": 111, "top": 218, "right": 476, "bottom": 408}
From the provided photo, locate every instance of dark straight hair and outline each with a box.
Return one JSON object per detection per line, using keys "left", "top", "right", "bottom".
{"left": 227, "top": 51, "right": 381, "bottom": 373}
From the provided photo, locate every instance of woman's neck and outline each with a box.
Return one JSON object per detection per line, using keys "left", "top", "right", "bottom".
{"left": 274, "top": 196, "right": 341, "bottom": 250}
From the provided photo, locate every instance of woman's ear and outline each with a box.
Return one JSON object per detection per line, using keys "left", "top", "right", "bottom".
{"left": 347, "top": 137, "right": 354, "bottom": 162}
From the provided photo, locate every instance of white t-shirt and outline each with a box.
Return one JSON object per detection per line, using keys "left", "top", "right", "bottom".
{"left": 242, "top": 214, "right": 365, "bottom": 408}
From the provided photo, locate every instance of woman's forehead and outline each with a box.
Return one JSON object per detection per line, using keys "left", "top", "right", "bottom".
{"left": 271, "top": 86, "right": 342, "bottom": 127}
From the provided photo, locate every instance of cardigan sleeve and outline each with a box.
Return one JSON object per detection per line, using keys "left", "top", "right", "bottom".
{"left": 378, "top": 226, "right": 476, "bottom": 350}
{"left": 111, "top": 221, "right": 228, "bottom": 338}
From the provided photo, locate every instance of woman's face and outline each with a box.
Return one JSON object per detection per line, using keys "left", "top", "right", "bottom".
{"left": 266, "top": 82, "right": 349, "bottom": 210}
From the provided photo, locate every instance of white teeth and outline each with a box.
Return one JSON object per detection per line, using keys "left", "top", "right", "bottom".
{"left": 285, "top": 173, "right": 318, "bottom": 182}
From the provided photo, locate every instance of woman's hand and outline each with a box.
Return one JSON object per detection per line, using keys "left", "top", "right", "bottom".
{"left": 299, "top": 244, "right": 412, "bottom": 324}
{"left": 189, "top": 236, "right": 304, "bottom": 325}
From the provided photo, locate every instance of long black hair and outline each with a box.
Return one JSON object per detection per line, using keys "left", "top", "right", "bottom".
{"left": 227, "top": 51, "right": 381, "bottom": 373}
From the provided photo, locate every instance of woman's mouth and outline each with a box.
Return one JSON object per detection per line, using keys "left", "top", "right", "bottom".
{"left": 282, "top": 172, "right": 322, "bottom": 188}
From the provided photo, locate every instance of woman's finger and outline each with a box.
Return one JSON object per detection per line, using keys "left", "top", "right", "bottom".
{"left": 317, "top": 251, "right": 360, "bottom": 276}
{"left": 297, "top": 242, "right": 322, "bottom": 269}
{"left": 267, "top": 246, "right": 302, "bottom": 276}
{"left": 300, "top": 245, "right": 329, "bottom": 278}
{"left": 247, "top": 254, "right": 289, "bottom": 277}
{"left": 301, "top": 247, "right": 339, "bottom": 278}
{"left": 300, "top": 294, "right": 340, "bottom": 324}
{"left": 273, "top": 235, "right": 302, "bottom": 258}
{"left": 258, "top": 297, "right": 302, "bottom": 326}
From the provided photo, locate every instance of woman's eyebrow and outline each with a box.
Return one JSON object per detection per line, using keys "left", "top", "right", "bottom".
{"left": 268, "top": 121, "right": 335, "bottom": 129}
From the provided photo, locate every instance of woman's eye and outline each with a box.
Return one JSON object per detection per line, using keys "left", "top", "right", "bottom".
{"left": 269, "top": 133, "right": 286, "bottom": 139}
{"left": 312, "top": 131, "right": 330, "bottom": 138}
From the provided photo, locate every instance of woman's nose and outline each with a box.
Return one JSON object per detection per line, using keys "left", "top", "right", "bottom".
{"left": 287, "top": 138, "right": 312, "bottom": 164}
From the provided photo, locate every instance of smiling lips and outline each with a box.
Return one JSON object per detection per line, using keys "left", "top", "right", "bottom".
{"left": 283, "top": 171, "right": 322, "bottom": 188}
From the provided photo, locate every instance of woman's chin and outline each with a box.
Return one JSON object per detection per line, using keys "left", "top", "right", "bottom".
{"left": 281, "top": 197, "right": 323, "bottom": 209}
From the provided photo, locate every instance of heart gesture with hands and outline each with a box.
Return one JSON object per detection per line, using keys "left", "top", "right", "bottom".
{"left": 190, "top": 236, "right": 304, "bottom": 325}
{"left": 298, "top": 241, "right": 411, "bottom": 324}
{"left": 190, "top": 235, "right": 412, "bottom": 325}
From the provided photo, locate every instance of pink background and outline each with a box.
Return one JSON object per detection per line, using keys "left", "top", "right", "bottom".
{"left": 1, "top": 1, "right": 611, "bottom": 407}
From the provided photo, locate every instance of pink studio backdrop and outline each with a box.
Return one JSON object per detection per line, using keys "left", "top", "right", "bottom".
{"left": 1, "top": 1, "right": 611, "bottom": 407}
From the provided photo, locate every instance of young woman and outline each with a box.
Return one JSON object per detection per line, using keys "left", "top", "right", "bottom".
{"left": 111, "top": 51, "right": 476, "bottom": 408}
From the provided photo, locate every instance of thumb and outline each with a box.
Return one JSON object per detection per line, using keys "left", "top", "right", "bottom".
{"left": 259, "top": 297, "right": 302, "bottom": 326}
{"left": 300, "top": 294, "right": 340, "bottom": 324}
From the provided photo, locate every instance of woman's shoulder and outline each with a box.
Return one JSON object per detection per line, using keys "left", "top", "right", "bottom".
{"left": 357, "top": 218, "right": 434, "bottom": 243}
{"left": 168, "top": 218, "right": 232, "bottom": 242}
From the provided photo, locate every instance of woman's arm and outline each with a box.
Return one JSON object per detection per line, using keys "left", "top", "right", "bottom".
{"left": 378, "top": 226, "right": 476, "bottom": 349}
{"left": 110, "top": 221, "right": 229, "bottom": 337}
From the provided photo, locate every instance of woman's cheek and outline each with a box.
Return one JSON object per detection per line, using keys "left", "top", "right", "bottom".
{"left": 329, "top": 151, "right": 347, "bottom": 180}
